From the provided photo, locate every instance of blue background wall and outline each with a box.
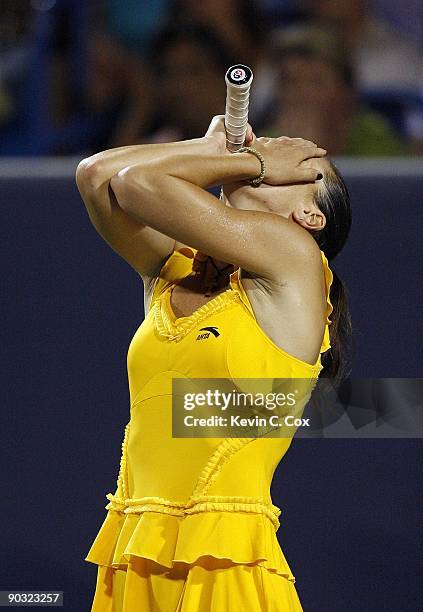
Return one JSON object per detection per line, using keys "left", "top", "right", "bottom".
{"left": 1, "top": 161, "right": 422, "bottom": 610}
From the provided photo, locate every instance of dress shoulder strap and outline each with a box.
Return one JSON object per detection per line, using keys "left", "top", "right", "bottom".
{"left": 231, "top": 250, "right": 334, "bottom": 356}
{"left": 320, "top": 250, "right": 334, "bottom": 354}
{"left": 148, "top": 248, "right": 195, "bottom": 312}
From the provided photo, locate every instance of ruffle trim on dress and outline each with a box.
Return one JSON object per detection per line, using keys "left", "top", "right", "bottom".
{"left": 153, "top": 287, "right": 239, "bottom": 342}
{"left": 320, "top": 250, "right": 334, "bottom": 354}
{"left": 105, "top": 493, "right": 281, "bottom": 531}
{"left": 192, "top": 437, "right": 255, "bottom": 497}
{"left": 84, "top": 502, "right": 296, "bottom": 582}
{"left": 320, "top": 250, "right": 334, "bottom": 326}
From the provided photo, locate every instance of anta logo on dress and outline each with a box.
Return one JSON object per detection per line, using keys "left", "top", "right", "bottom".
{"left": 196, "top": 326, "right": 220, "bottom": 340}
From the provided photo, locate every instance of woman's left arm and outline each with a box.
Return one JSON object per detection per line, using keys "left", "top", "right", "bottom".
{"left": 110, "top": 124, "right": 326, "bottom": 283}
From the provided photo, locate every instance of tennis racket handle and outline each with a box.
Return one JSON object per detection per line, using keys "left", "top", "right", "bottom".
{"left": 224, "top": 64, "right": 254, "bottom": 152}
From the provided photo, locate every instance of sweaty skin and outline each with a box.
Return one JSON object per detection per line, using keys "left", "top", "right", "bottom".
{"left": 76, "top": 118, "right": 329, "bottom": 365}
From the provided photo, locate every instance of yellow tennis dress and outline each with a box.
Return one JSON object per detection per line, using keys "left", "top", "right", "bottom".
{"left": 85, "top": 247, "right": 333, "bottom": 611}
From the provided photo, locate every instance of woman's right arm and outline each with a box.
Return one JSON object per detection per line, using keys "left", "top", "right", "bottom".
{"left": 75, "top": 137, "right": 217, "bottom": 279}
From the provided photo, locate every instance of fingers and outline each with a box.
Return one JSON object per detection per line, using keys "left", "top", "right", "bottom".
{"left": 205, "top": 115, "right": 226, "bottom": 137}
{"left": 245, "top": 124, "right": 252, "bottom": 145}
{"left": 255, "top": 136, "right": 270, "bottom": 145}
{"left": 299, "top": 145, "right": 327, "bottom": 160}
{"left": 277, "top": 136, "right": 317, "bottom": 147}
{"left": 276, "top": 136, "right": 327, "bottom": 153}
{"left": 245, "top": 123, "right": 256, "bottom": 146}
{"left": 294, "top": 137, "right": 321, "bottom": 148}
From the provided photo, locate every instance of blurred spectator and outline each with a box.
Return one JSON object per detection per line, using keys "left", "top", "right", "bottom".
{"left": 97, "top": 0, "right": 170, "bottom": 58}
{"left": 78, "top": 31, "right": 154, "bottom": 149}
{"left": 82, "top": 1, "right": 266, "bottom": 146}
{"left": 165, "top": 0, "right": 270, "bottom": 125}
{"left": 167, "top": 0, "right": 265, "bottom": 69}
{"left": 301, "top": 0, "right": 422, "bottom": 93}
{"left": 38, "top": 5, "right": 154, "bottom": 152}
{"left": 260, "top": 25, "right": 413, "bottom": 156}
{"left": 2, "top": 0, "right": 421, "bottom": 155}
{"left": 143, "top": 24, "right": 232, "bottom": 143}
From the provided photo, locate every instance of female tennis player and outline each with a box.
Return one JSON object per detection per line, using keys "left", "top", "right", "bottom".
{"left": 76, "top": 115, "right": 351, "bottom": 611}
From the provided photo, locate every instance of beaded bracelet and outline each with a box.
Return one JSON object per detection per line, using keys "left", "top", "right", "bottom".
{"left": 237, "top": 146, "right": 266, "bottom": 187}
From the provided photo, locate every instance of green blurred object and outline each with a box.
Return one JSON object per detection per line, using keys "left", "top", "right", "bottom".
{"left": 344, "top": 106, "right": 412, "bottom": 156}
{"left": 261, "top": 106, "right": 412, "bottom": 157}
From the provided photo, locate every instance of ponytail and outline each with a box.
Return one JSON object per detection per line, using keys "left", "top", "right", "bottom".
{"left": 313, "top": 161, "right": 352, "bottom": 388}
{"left": 320, "top": 270, "right": 352, "bottom": 388}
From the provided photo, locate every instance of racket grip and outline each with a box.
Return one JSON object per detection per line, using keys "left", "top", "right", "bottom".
{"left": 225, "top": 64, "right": 254, "bottom": 152}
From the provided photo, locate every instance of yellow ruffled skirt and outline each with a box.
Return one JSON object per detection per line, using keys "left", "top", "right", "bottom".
{"left": 86, "top": 509, "right": 303, "bottom": 611}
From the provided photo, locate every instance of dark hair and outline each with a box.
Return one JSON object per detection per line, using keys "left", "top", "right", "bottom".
{"left": 168, "top": 0, "right": 266, "bottom": 45}
{"left": 313, "top": 161, "right": 352, "bottom": 387}
{"left": 148, "top": 23, "right": 233, "bottom": 74}
{"left": 269, "top": 24, "right": 355, "bottom": 87}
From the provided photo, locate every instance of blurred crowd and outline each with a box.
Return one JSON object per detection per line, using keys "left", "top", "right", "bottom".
{"left": 0, "top": 0, "right": 422, "bottom": 156}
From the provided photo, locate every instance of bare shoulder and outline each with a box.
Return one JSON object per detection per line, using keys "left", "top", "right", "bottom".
{"left": 240, "top": 240, "right": 327, "bottom": 366}
{"left": 271, "top": 225, "right": 323, "bottom": 285}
